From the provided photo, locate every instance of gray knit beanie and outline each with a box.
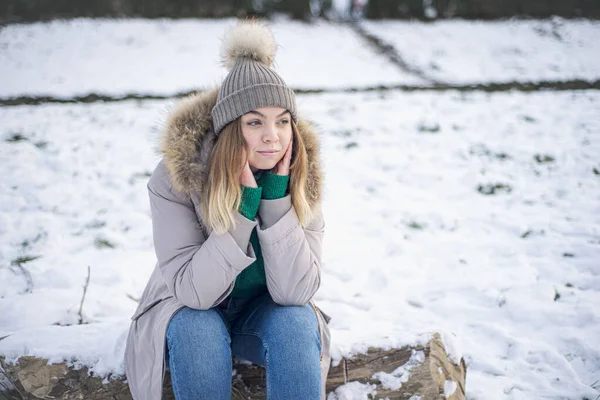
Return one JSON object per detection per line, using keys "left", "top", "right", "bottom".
{"left": 211, "top": 20, "right": 297, "bottom": 135}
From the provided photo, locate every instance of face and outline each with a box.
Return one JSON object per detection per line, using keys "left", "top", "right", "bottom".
{"left": 240, "top": 106, "right": 292, "bottom": 172}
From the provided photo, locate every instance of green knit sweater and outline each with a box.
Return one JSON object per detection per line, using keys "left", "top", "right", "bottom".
{"left": 230, "top": 172, "right": 290, "bottom": 298}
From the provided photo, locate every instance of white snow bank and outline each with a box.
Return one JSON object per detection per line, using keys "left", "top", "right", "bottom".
{"left": 0, "top": 18, "right": 420, "bottom": 98}
{"left": 4, "top": 18, "right": 598, "bottom": 100}
{"left": 0, "top": 321, "right": 129, "bottom": 377}
{"left": 361, "top": 18, "right": 600, "bottom": 84}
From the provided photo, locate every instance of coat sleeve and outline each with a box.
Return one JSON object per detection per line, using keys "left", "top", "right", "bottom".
{"left": 148, "top": 162, "right": 257, "bottom": 310}
{"left": 257, "top": 195, "right": 324, "bottom": 306}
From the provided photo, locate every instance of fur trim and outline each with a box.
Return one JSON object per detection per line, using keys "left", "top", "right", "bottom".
{"left": 220, "top": 20, "right": 277, "bottom": 70}
{"left": 159, "top": 87, "right": 323, "bottom": 212}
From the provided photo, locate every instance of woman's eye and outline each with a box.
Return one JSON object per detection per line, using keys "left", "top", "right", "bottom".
{"left": 278, "top": 119, "right": 289, "bottom": 125}
{"left": 248, "top": 120, "right": 261, "bottom": 127}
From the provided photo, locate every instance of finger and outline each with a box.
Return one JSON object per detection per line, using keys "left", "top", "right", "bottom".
{"left": 241, "top": 160, "right": 252, "bottom": 181}
{"left": 285, "top": 138, "right": 293, "bottom": 161}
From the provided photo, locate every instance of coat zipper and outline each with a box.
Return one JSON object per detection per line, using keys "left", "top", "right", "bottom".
{"left": 310, "top": 301, "right": 324, "bottom": 361}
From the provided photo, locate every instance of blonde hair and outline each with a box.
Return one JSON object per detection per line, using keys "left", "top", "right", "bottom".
{"left": 201, "top": 118, "right": 312, "bottom": 235}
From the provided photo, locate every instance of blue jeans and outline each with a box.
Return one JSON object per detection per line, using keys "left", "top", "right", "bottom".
{"left": 165, "top": 292, "right": 322, "bottom": 399}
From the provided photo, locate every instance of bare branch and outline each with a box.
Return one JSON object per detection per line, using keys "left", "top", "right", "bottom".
{"left": 78, "top": 266, "right": 91, "bottom": 325}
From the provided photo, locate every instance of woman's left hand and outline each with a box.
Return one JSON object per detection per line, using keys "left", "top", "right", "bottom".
{"left": 272, "top": 136, "right": 293, "bottom": 176}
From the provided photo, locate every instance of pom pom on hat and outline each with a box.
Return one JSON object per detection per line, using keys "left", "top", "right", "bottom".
{"left": 220, "top": 19, "right": 278, "bottom": 70}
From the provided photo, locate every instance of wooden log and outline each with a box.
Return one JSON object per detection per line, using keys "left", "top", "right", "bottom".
{"left": 1, "top": 334, "right": 466, "bottom": 400}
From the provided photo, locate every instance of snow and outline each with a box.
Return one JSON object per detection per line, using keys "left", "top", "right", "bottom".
{"left": 444, "top": 379, "right": 458, "bottom": 398}
{"left": 372, "top": 350, "right": 425, "bottom": 391}
{"left": 3, "top": 19, "right": 600, "bottom": 99}
{"left": 361, "top": 18, "right": 600, "bottom": 84}
{"left": 0, "top": 19, "right": 420, "bottom": 99}
{"left": 441, "top": 331, "right": 463, "bottom": 365}
{"left": 1, "top": 18, "right": 600, "bottom": 400}
{"left": 302, "top": 89, "right": 600, "bottom": 399}
{"left": 0, "top": 101, "right": 163, "bottom": 333}
{"left": 0, "top": 321, "right": 130, "bottom": 377}
{"left": 327, "top": 381, "right": 377, "bottom": 400}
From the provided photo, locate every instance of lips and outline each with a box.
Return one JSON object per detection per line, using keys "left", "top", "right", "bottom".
{"left": 257, "top": 150, "right": 280, "bottom": 156}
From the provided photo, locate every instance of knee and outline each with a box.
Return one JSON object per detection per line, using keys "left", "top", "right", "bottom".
{"left": 167, "top": 306, "right": 229, "bottom": 348}
{"left": 265, "top": 304, "right": 320, "bottom": 348}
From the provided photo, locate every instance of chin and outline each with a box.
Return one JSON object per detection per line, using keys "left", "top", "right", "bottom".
{"left": 250, "top": 158, "right": 279, "bottom": 171}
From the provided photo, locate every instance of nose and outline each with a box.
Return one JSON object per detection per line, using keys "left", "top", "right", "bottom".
{"left": 262, "top": 123, "right": 279, "bottom": 143}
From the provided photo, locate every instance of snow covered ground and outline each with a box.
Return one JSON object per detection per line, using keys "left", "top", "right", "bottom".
{"left": 0, "top": 18, "right": 422, "bottom": 99}
{"left": 361, "top": 18, "right": 600, "bottom": 84}
{"left": 1, "top": 17, "right": 600, "bottom": 400}
{"left": 1, "top": 89, "right": 599, "bottom": 399}
{"left": 2, "top": 18, "right": 600, "bottom": 100}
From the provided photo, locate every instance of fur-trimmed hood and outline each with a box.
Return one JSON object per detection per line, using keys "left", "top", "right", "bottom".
{"left": 158, "top": 87, "right": 323, "bottom": 211}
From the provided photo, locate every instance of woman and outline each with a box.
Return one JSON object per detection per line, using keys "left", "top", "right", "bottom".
{"left": 124, "top": 20, "right": 331, "bottom": 400}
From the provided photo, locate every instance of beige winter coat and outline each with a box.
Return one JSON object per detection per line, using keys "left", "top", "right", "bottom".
{"left": 124, "top": 87, "right": 331, "bottom": 400}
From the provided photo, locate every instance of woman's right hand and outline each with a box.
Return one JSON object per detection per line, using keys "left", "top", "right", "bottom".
{"left": 240, "top": 160, "right": 258, "bottom": 188}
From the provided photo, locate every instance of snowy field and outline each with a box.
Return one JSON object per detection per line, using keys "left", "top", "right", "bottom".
{"left": 1, "top": 17, "right": 600, "bottom": 400}
{"left": 2, "top": 19, "right": 600, "bottom": 99}
{"left": 1, "top": 89, "right": 599, "bottom": 399}
{"left": 361, "top": 18, "right": 600, "bottom": 84}
{"left": 0, "top": 18, "right": 422, "bottom": 98}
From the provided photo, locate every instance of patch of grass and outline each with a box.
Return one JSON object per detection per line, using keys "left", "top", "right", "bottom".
{"left": 129, "top": 171, "right": 152, "bottom": 185}
{"left": 94, "top": 238, "right": 115, "bottom": 249}
{"left": 417, "top": 123, "right": 440, "bottom": 133}
{"left": 497, "top": 297, "right": 506, "bottom": 307}
{"left": 477, "top": 183, "right": 513, "bottom": 195}
{"left": 5, "top": 133, "right": 28, "bottom": 142}
{"left": 34, "top": 141, "right": 48, "bottom": 149}
{"left": 534, "top": 154, "right": 555, "bottom": 164}
{"left": 11, "top": 255, "right": 41, "bottom": 266}
{"left": 469, "top": 144, "right": 511, "bottom": 160}
{"left": 562, "top": 252, "right": 575, "bottom": 258}
{"left": 554, "top": 288, "right": 561, "bottom": 301}
{"left": 520, "top": 115, "right": 537, "bottom": 123}
{"left": 469, "top": 144, "right": 489, "bottom": 156}
{"left": 521, "top": 229, "right": 545, "bottom": 239}
{"left": 407, "top": 221, "right": 425, "bottom": 230}
{"left": 131, "top": 171, "right": 151, "bottom": 179}
{"left": 85, "top": 220, "right": 106, "bottom": 229}
{"left": 53, "top": 322, "right": 73, "bottom": 327}
{"left": 9, "top": 257, "right": 37, "bottom": 293}
{"left": 565, "top": 282, "right": 574, "bottom": 288}
{"left": 332, "top": 130, "right": 354, "bottom": 138}
{"left": 344, "top": 142, "right": 358, "bottom": 149}
{"left": 20, "top": 233, "right": 44, "bottom": 248}
{"left": 593, "top": 167, "right": 599, "bottom": 175}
